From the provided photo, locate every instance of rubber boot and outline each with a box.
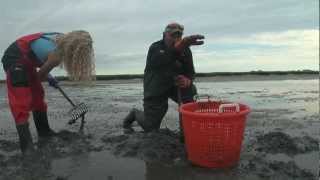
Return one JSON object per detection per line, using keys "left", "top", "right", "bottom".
{"left": 16, "top": 123, "right": 35, "bottom": 155}
{"left": 122, "top": 109, "right": 136, "bottom": 133}
{"left": 123, "top": 109, "right": 136, "bottom": 128}
{"left": 123, "top": 109, "right": 155, "bottom": 132}
{"left": 32, "top": 111, "right": 56, "bottom": 138}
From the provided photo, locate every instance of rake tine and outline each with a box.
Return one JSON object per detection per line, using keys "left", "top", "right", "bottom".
{"left": 67, "top": 102, "right": 88, "bottom": 125}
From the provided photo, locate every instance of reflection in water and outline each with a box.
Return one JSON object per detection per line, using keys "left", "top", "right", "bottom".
{"left": 145, "top": 162, "right": 249, "bottom": 180}
{"left": 51, "top": 150, "right": 145, "bottom": 180}
{"left": 0, "top": 151, "right": 57, "bottom": 179}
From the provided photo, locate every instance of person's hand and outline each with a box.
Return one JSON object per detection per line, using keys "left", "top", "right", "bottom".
{"left": 47, "top": 74, "right": 59, "bottom": 88}
{"left": 175, "top": 75, "right": 192, "bottom": 88}
{"left": 184, "top": 34, "right": 205, "bottom": 46}
{"left": 174, "top": 34, "right": 205, "bottom": 51}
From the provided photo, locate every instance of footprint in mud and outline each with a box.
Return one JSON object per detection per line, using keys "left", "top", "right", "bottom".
{"left": 101, "top": 128, "right": 186, "bottom": 162}
{"left": 255, "top": 131, "right": 319, "bottom": 155}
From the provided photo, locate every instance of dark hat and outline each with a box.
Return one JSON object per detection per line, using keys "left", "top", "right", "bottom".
{"left": 164, "top": 22, "right": 184, "bottom": 34}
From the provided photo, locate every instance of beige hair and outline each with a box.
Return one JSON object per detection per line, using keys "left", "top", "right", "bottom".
{"left": 55, "top": 30, "right": 95, "bottom": 81}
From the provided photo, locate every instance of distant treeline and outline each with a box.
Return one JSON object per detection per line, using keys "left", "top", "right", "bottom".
{"left": 196, "top": 70, "right": 319, "bottom": 76}
{"left": 0, "top": 70, "right": 318, "bottom": 83}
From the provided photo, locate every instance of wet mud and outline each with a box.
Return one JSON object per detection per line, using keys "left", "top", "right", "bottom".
{"left": 0, "top": 139, "right": 19, "bottom": 152}
{"left": 101, "top": 129, "right": 186, "bottom": 162}
{"left": 0, "top": 130, "right": 97, "bottom": 180}
{"left": 255, "top": 131, "right": 319, "bottom": 155}
{"left": 0, "top": 78, "right": 319, "bottom": 180}
{"left": 99, "top": 129, "right": 318, "bottom": 180}
{"left": 239, "top": 156, "right": 316, "bottom": 180}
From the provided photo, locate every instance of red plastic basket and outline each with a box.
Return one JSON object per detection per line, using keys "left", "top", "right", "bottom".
{"left": 179, "top": 99, "right": 250, "bottom": 168}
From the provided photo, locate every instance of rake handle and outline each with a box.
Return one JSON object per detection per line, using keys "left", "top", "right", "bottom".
{"left": 177, "top": 87, "right": 184, "bottom": 142}
{"left": 56, "top": 86, "right": 76, "bottom": 107}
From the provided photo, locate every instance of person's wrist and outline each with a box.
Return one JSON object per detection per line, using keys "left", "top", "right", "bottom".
{"left": 48, "top": 52, "right": 61, "bottom": 67}
{"left": 174, "top": 40, "right": 186, "bottom": 53}
{"left": 51, "top": 59, "right": 61, "bottom": 67}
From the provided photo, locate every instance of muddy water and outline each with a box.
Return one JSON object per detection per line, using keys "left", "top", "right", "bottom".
{"left": 0, "top": 79, "right": 319, "bottom": 180}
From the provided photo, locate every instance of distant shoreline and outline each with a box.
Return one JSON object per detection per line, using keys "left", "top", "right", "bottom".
{"left": 0, "top": 70, "right": 318, "bottom": 83}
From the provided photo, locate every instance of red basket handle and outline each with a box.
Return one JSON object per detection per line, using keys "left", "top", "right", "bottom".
{"left": 219, "top": 103, "right": 240, "bottom": 113}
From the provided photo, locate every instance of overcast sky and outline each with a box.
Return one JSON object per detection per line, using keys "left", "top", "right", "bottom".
{"left": 0, "top": 0, "right": 319, "bottom": 79}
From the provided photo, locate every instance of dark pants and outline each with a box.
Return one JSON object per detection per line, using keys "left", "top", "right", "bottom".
{"left": 137, "top": 84, "right": 197, "bottom": 132}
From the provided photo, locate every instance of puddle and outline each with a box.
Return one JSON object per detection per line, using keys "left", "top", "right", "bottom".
{"left": 51, "top": 150, "right": 145, "bottom": 180}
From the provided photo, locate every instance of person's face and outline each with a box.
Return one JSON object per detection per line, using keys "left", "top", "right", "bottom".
{"left": 164, "top": 31, "right": 183, "bottom": 48}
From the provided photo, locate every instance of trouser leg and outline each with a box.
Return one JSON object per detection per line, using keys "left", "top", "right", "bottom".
{"left": 16, "top": 122, "right": 34, "bottom": 155}
{"left": 139, "top": 97, "right": 168, "bottom": 132}
{"left": 32, "top": 111, "right": 56, "bottom": 137}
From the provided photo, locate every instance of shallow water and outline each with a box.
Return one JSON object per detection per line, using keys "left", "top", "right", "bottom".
{"left": 0, "top": 79, "right": 319, "bottom": 180}
{"left": 51, "top": 151, "right": 145, "bottom": 180}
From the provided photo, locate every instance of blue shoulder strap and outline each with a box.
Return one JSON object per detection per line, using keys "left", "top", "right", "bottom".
{"left": 40, "top": 32, "right": 62, "bottom": 41}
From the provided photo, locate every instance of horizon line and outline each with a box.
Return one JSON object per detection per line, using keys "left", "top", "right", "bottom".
{"left": 0, "top": 70, "right": 318, "bottom": 81}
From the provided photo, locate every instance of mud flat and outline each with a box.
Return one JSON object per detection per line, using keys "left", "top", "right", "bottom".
{"left": 0, "top": 78, "right": 318, "bottom": 180}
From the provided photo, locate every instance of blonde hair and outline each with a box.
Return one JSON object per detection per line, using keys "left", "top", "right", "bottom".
{"left": 55, "top": 30, "right": 95, "bottom": 81}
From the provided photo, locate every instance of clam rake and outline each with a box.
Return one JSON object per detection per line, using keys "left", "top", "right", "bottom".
{"left": 56, "top": 85, "right": 88, "bottom": 131}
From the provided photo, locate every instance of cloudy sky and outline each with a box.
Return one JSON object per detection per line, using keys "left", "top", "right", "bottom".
{"left": 0, "top": 0, "right": 319, "bottom": 79}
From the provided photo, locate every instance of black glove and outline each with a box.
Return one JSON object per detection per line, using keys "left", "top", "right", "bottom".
{"left": 47, "top": 74, "right": 59, "bottom": 88}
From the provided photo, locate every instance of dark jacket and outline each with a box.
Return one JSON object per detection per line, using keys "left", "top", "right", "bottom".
{"left": 143, "top": 40, "right": 195, "bottom": 99}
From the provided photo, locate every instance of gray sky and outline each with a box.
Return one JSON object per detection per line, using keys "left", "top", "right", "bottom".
{"left": 0, "top": 0, "right": 319, "bottom": 79}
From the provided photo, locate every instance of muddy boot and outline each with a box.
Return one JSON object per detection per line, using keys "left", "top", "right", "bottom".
{"left": 16, "top": 123, "right": 35, "bottom": 155}
{"left": 123, "top": 109, "right": 136, "bottom": 128}
{"left": 122, "top": 109, "right": 137, "bottom": 133}
{"left": 32, "top": 111, "right": 56, "bottom": 138}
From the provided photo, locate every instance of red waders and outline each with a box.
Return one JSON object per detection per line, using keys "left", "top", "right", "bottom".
{"left": 2, "top": 33, "right": 53, "bottom": 154}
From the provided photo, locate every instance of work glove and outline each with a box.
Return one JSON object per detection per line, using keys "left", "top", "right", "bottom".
{"left": 174, "top": 34, "right": 205, "bottom": 52}
{"left": 175, "top": 75, "right": 192, "bottom": 89}
{"left": 47, "top": 74, "right": 59, "bottom": 88}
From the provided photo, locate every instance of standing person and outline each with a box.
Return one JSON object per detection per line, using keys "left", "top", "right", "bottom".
{"left": 123, "top": 22, "right": 204, "bottom": 133}
{"left": 1, "top": 30, "right": 95, "bottom": 155}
